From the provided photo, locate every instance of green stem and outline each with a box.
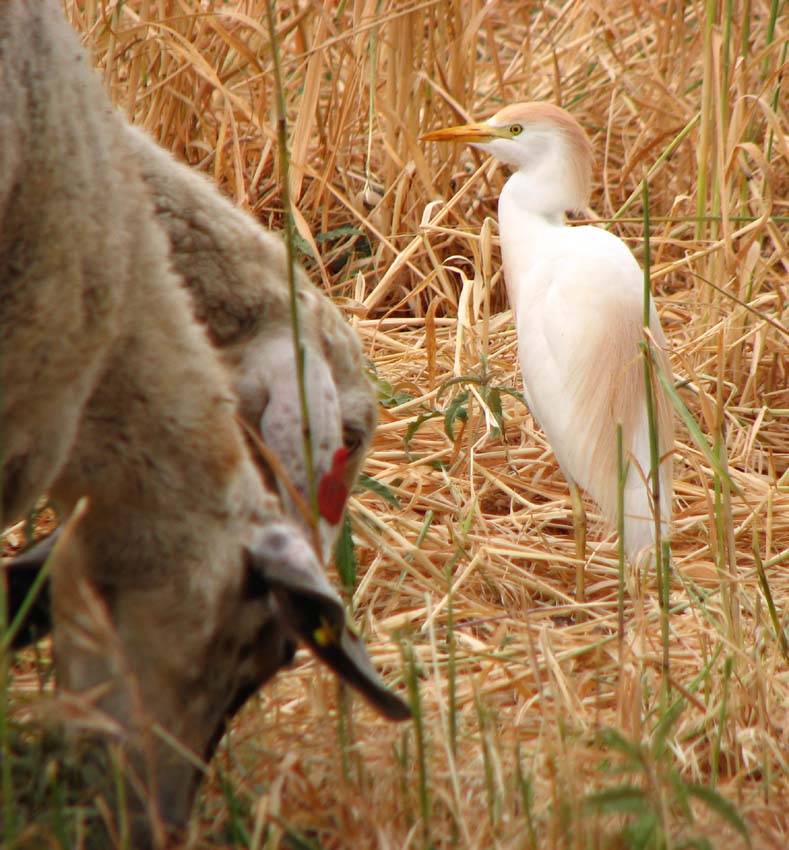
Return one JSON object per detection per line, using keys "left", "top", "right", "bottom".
{"left": 753, "top": 536, "right": 789, "bottom": 663}
{"left": 405, "top": 641, "right": 431, "bottom": 848}
{"left": 711, "top": 656, "right": 733, "bottom": 788}
{"left": 0, "top": 330, "right": 11, "bottom": 842}
{"left": 609, "top": 114, "right": 699, "bottom": 225}
{"left": 265, "top": 0, "right": 318, "bottom": 517}
{"left": 0, "top": 576, "right": 13, "bottom": 844}
{"left": 640, "top": 180, "right": 669, "bottom": 701}
{"left": 764, "top": 0, "right": 785, "bottom": 166}
{"left": 363, "top": 0, "right": 384, "bottom": 199}
{"left": 616, "top": 424, "right": 626, "bottom": 648}
{"left": 446, "top": 566, "right": 457, "bottom": 759}
{"left": 722, "top": 0, "right": 732, "bottom": 131}
{"left": 696, "top": 0, "right": 717, "bottom": 239}
{"left": 1, "top": 554, "right": 52, "bottom": 653}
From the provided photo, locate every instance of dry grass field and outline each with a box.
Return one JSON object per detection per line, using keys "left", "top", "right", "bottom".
{"left": 3, "top": 1, "right": 788, "bottom": 848}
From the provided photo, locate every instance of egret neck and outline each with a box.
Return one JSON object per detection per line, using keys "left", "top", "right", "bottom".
{"left": 497, "top": 170, "right": 570, "bottom": 319}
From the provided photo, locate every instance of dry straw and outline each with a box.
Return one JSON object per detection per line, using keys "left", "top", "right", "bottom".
{"left": 5, "top": 1, "right": 788, "bottom": 847}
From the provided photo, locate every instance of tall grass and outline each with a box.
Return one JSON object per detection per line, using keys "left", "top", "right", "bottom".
{"left": 265, "top": 0, "right": 319, "bottom": 517}
{"left": 2, "top": 0, "right": 786, "bottom": 847}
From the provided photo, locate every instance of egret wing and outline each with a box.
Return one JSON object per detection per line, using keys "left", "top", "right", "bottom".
{"left": 512, "top": 248, "right": 660, "bottom": 537}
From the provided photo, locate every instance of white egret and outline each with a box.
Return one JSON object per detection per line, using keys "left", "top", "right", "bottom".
{"left": 423, "top": 102, "right": 673, "bottom": 601}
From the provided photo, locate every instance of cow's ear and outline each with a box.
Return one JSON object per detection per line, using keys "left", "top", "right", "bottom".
{"left": 244, "top": 525, "right": 410, "bottom": 722}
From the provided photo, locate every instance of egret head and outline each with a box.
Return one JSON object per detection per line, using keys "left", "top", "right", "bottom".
{"left": 422, "top": 102, "right": 593, "bottom": 214}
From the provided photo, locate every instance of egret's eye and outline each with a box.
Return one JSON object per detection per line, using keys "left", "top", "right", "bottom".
{"left": 509, "top": 124, "right": 523, "bottom": 136}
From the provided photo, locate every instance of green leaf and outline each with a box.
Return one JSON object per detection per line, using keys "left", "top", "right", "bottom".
{"left": 654, "top": 361, "right": 740, "bottom": 496}
{"left": 314, "top": 225, "right": 366, "bottom": 242}
{"left": 370, "top": 373, "right": 414, "bottom": 408}
{"left": 437, "top": 374, "right": 483, "bottom": 400}
{"left": 753, "top": 544, "right": 789, "bottom": 662}
{"left": 685, "top": 784, "right": 751, "bottom": 844}
{"left": 282, "top": 827, "right": 324, "bottom": 850}
{"left": 585, "top": 785, "right": 650, "bottom": 815}
{"left": 357, "top": 473, "right": 400, "bottom": 507}
{"left": 495, "top": 386, "right": 528, "bottom": 409}
{"left": 443, "top": 391, "right": 469, "bottom": 441}
{"left": 485, "top": 386, "right": 505, "bottom": 433}
{"left": 651, "top": 698, "right": 685, "bottom": 757}
{"left": 334, "top": 513, "right": 357, "bottom": 596}
{"left": 290, "top": 230, "right": 315, "bottom": 260}
{"left": 621, "top": 809, "right": 659, "bottom": 850}
{"left": 597, "top": 728, "right": 647, "bottom": 768}
{"left": 669, "top": 768, "right": 694, "bottom": 823}
{"left": 404, "top": 410, "right": 443, "bottom": 460}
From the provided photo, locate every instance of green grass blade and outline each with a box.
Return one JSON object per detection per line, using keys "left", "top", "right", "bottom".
{"left": 753, "top": 542, "right": 789, "bottom": 663}
{"left": 265, "top": 0, "right": 317, "bottom": 518}
{"left": 404, "top": 640, "right": 431, "bottom": 848}
{"left": 585, "top": 785, "right": 651, "bottom": 814}
{"left": 686, "top": 784, "right": 751, "bottom": 845}
{"left": 654, "top": 363, "right": 741, "bottom": 496}
{"left": 335, "top": 513, "right": 357, "bottom": 597}
{"left": 357, "top": 473, "right": 401, "bottom": 506}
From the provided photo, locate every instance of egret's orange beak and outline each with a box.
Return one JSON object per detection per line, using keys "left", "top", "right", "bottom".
{"left": 420, "top": 122, "right": 503, "bottom": 144}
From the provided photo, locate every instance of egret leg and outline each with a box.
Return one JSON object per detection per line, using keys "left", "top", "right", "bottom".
{"left": 569, "top": 480, "right": 587, "bottom": 603}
